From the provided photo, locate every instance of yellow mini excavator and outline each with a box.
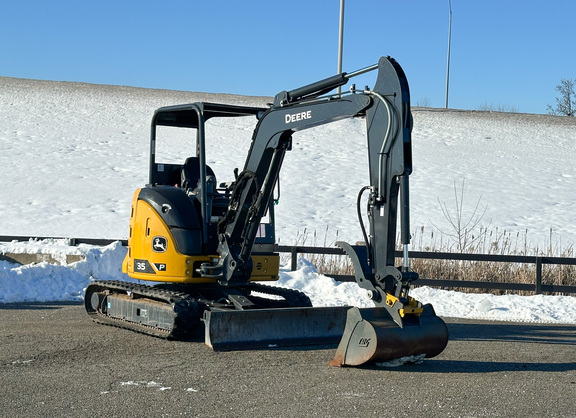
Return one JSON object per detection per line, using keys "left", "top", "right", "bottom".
{"left": 85, "top": 56, "right": 449, "bottom": 366}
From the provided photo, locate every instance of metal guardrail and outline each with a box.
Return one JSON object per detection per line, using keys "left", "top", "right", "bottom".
{"left": 0, "top": 236, "right": 128, "bottom": 265}
{"left": 1, "top": 236, "right": 574, "bottom": 295}
{"left": 276, "top": 245, "right": 576, "bottom": 295}
{"left": 0, "top": 235, "right": 128, "bottom": 247}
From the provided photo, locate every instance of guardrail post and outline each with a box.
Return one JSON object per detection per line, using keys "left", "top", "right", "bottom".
{"left": 535, "top": 257, "right": 543, "bottom": 295}
{"left": 291, "top": 246, "right": 298, "bottom": 271}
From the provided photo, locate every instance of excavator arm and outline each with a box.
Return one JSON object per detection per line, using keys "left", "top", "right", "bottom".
{"left": 204, "top": 57, "right": 417, "bottom": 322}
{"left": 201, "top": 57, "right": 448, "bottom": 365}
{"left": 203, "top": 92, "right": 372, "bottom": 285}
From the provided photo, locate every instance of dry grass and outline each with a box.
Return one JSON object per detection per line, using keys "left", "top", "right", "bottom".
{"left": 410, "top": 226, "right": 575, "bottom": 294}
{"left": 286, "top": 226, "right": 576, "bottom": 295}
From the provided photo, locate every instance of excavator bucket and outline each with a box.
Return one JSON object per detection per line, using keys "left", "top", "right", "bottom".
{"left": 204, "top": 306, "right": 351, "bottom": 350}
{"left": 329, "top": 305, "right": 449, "bottom": 367}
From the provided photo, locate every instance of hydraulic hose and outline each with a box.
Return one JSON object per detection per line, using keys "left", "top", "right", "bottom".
{"left": 363, "top": 89, "right": 400, "bottom": 202}
{"left": 357, "top": 186, "right": 372, "bottom": 267}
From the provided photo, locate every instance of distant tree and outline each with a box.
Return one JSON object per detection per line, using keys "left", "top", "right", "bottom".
{"left": 415, "top": 97, "right": 431, "bottom": 107}
{"left": 478, "top": 103, "right": 518, "bottom": 113}
{"left": 547, "top": 78, "right": 575, "bottom": 116}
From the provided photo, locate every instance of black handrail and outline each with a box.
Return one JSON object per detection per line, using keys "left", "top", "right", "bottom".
{"left": 277, "top": 245, "right": 576, "bottom": 295}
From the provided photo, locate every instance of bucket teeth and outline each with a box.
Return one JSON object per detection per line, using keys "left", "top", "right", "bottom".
{"left": 329, "top": 305, "right": 449, "bottom": 367}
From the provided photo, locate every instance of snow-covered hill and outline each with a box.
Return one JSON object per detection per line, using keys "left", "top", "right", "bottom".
{"left": 2, "top": 76, "right": 575, "bottom": 248}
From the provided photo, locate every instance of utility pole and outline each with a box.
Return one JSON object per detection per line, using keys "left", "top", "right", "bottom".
{"left": 445, "top": 0, "right": 452, "bottom": 108}
{"left": 337, "top": 0, "right": 345, "bottom": 96}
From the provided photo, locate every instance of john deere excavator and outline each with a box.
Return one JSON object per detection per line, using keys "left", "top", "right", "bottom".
{"left": 85, "top": 56, "right": 449, "bottom": 366}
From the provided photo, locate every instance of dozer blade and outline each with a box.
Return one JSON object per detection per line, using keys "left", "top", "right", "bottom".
{"left": 204, "top": 306, "right": 351, "bottom": 350}
{"left": 329, "top": 304, "right": 449, "bottom": 367}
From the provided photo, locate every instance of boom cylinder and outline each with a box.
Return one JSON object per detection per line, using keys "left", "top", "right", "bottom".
{"left": 399, "top": 173, "right": 411, "bottom": 269}
{"left": 275, "top": 62, "right": 380, "bottom": 105}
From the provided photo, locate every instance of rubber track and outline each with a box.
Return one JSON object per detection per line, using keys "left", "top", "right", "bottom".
{"left": 85, "top": 280, "right": 312, "bottom": 340}
{"left": 85, "top": 280, "right": 201, "bottom": 339}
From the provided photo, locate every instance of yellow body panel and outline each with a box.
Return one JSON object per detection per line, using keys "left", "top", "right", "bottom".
{"left": 122, "top": 188, "right": 279, "bottom": 283}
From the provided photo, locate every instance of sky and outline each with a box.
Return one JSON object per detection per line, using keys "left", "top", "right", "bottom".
{"left": 1, "top": 1, "right": 575, "bottom": 114}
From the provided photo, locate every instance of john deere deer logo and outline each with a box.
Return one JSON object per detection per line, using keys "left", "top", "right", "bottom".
{"left": 152, "top": 236, "right": 168, "bottom": 253}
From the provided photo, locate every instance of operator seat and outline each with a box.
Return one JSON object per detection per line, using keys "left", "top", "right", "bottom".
{"left": 181, "top": 157, "right": 216, "bottom": 192}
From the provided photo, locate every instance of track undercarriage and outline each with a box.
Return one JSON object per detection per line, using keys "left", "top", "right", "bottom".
{"left": 84, "top": 280, "right": 314, "bottom": 341}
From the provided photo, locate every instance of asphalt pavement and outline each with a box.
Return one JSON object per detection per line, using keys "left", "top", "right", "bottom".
{"left": 0, "top": 302, "right": 574, "bottom": 417}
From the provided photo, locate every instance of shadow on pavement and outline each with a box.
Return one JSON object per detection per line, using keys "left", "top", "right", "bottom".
{"left": 383, "top": 359, "right": 576, "bottom": 373}
{"left": 0, "top": 301, "right": 83, "bottom": 310}
{"left": 447, "top": 321, "right": 576, "bottom": 346}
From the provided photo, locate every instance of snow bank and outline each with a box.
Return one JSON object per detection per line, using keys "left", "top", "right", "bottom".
{"left": 1, "top": 240, "right": 574, "bottom": 324}
{"left": 0, "top": 240, "right": 127, "bottom": 303}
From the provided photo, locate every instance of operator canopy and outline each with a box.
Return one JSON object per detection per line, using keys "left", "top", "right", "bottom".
{"left": 152, "top": 103, "right": 266, "bottom": 129}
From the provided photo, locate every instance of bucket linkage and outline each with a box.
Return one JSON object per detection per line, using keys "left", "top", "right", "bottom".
{"left": 327, "top": 242, "right": 449, "bottom": 366}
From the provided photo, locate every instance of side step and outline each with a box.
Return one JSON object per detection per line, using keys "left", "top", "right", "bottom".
{"left": 204, "top": 306, "right": 351, "bottom": 350}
